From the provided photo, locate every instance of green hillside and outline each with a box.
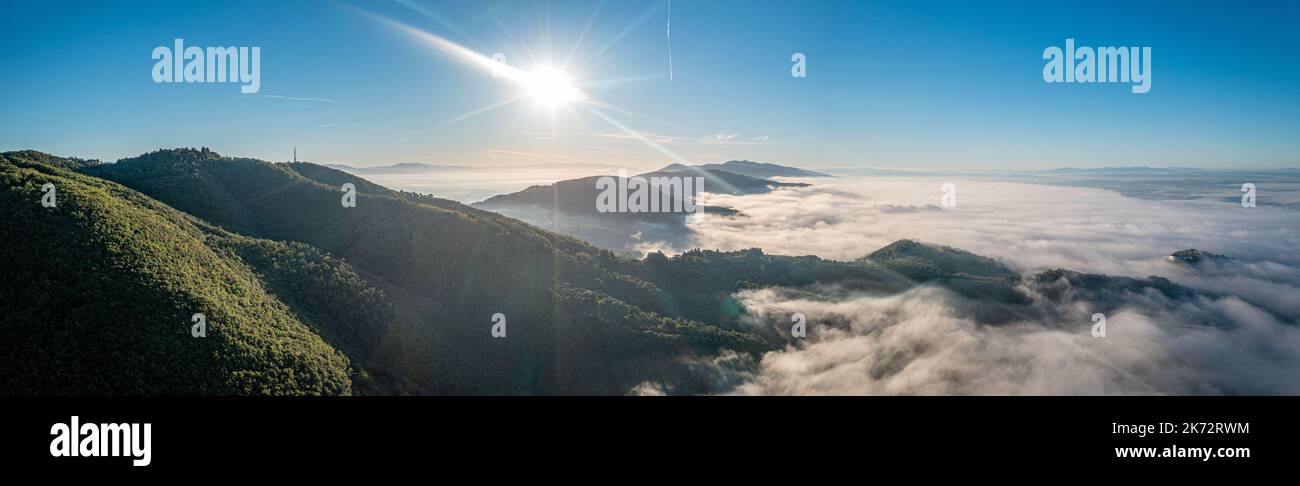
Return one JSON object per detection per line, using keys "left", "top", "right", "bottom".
{"left": 76, "top": 148, "right": 776, "bottom": 394}
{"left": 862, "top": 239, "right": 1020, "bottom": 281}
{"left": 3, "top": 148, "right": 1063, "bottom": 395}
{"left": 0, "top": 151, "right": 351, "bottom": 395}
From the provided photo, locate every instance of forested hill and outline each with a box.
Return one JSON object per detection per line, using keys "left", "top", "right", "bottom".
{"left": 0, "top": 150, "right": 352, "bottom": 394}
{"left": 7, "top": 148, "right": 1135, "bottom": 395}
{"left": 470, "top": 168, "right": 804, "bottom": 253}
{"left": 7, "top": 148, "right": 792, "bottom": 394}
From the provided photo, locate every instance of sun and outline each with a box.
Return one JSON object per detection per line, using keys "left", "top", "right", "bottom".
{"left": 359, "top": 6, "right": 694, "bottom": 164}
{"left": 522, "top": 65, "right": 583, "bottom": 108}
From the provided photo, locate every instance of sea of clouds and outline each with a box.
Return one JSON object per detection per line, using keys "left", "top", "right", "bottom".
{"left": 669, "top": 177, "right": 1300, "bottom": 395}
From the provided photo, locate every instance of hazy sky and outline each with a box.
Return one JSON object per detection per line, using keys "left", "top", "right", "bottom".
{"left": 2, "top": 0, "right": 1297, "bottom": 169}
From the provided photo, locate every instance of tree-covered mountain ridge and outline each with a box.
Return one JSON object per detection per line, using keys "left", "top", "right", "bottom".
{"left": 1, "top": 148, "right": 1233, "bottom": 395}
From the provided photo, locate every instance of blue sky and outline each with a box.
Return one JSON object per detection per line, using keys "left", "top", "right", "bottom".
{"left": 1, "top": 0, "right": 1297, "bottom": 169}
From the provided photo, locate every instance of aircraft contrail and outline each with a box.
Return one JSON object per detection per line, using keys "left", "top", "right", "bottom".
{"left": 667, "top": 1, "right": 672, "bottom": 81}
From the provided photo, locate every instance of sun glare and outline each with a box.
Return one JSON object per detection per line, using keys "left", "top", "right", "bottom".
{"left": 360, "top": 7, "right": 691, "bottom": 165}
{"left": 523, "top": 66, "right": 583, "bottom": 108}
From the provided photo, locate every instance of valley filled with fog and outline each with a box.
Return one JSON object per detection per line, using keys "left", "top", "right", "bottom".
{"left": 367, "top": 166, "right": 1300, "bottom": 395}
{"left": 693, "top": 175, "right": 1300, "bottom": 395}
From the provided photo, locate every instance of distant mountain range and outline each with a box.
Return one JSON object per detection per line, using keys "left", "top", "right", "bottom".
{"left": 326, "top": 161, "right": 625, "bottom": 175}
{"left": 822, "top": 167, "right": 934, "bottom": 176}
{"left": 1040, "top": 166, "right": 1210, "bottom": 174}
{"left": 327, "top": 159, "right": 833, "bottom": 179}
{"left": 474, "top": 168, "right": 807, "bottom": 253}
{"left": 334, "top": 160, "right": 1300, "bottom": 178}
{"left": 822, "top": 166, "right": 1300, "bottom": 177}
{"left": 660, "top": 160, "right": 832, "bottom": 178}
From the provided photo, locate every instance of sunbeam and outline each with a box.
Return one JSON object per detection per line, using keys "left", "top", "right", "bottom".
{"left": 357, "top": 3, "right": 703, "bottom": 168}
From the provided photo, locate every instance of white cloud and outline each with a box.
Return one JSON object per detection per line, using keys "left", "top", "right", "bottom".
{"left": 701, "top": 131, "right": 740, "bottom": 144}
{"left": 628, "top": 381, "right": 667, "bottom": 396}
{"left": 688, "top": 177, "right": 1300, "bottom": 277}
{"left": 723, "top": 284, "right": 1300, "bottom": 395}
{"left": 667, "top": 176, "right": 1300, "bottom": 395}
